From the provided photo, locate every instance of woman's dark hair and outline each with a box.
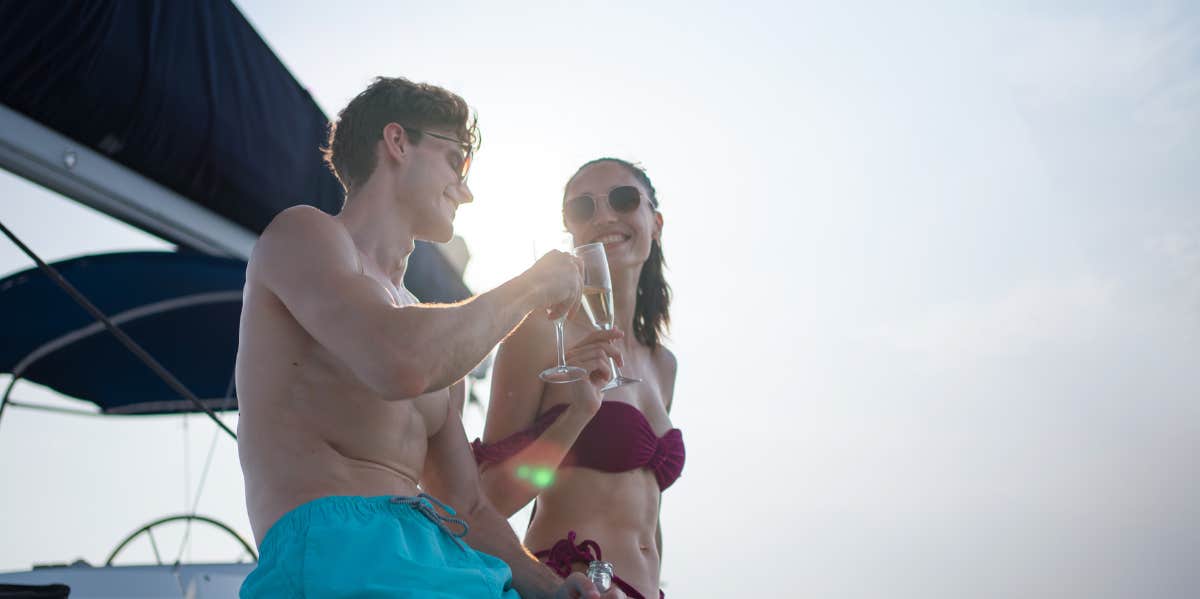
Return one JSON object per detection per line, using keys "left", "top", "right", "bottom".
{"left": 564, "top": 158, "right": 671, "bottom": 349}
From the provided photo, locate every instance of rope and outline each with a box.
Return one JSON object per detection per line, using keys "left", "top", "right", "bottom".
{"left": 174, "top": 372, "right": 235, "bottom": 565}
{"left": 390, "top": 494, "right": 470, "bottom": 549}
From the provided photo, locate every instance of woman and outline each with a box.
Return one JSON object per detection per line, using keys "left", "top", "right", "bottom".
{"left": 473, "top": 158, "right": 682, "bottom": 599}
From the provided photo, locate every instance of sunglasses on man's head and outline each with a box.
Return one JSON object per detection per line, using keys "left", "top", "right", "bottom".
{"left": 564, "top": 185, "right": 642, "bottom": 225}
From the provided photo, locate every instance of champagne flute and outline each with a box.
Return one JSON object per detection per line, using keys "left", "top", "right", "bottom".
{"left": 573, "top": 242, "right": 640, "bottom": 391}
{"left": 536, "top": 238, "right": 587, "bottom": 384}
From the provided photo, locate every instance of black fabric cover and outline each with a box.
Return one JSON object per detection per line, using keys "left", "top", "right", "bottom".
{"left": 0, "top": 0, "right": 470, "bottom": 302}
{"left": 0, "top": 0, "right": 342, "bottom": 232}
{"left": 406, "top": 241, "right": 471, "bottom": 303}
{"left": 0, "top": 583, "right": 70, "bottom": 598}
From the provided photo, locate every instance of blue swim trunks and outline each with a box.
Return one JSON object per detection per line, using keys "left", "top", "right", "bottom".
{"left": 240, "top": 494, "right": 520, "bottom": 598}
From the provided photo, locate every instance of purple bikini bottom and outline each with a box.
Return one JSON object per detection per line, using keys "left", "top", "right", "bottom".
{"left": 534, "top": 530, "right": 664, "bottom": 599}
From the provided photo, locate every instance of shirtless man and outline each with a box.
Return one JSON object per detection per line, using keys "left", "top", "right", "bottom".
{"left": 235, "top": 77, "right": 618, "bottom": 598}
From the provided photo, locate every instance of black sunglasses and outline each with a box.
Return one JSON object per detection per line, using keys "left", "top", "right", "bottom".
{"left": 564, "top": 185, "right": 642, "bottom": 224}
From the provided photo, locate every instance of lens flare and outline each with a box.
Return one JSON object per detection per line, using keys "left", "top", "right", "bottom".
{"left": 514, "top": 464, "right": 556, "bottom": 488}
{"left": 530, "top": 468, "right": 555, "bottom": 488}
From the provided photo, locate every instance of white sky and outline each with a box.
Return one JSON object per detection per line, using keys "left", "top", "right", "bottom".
{"left": 2, "top": 2, "right": 1198, "bottom": 597}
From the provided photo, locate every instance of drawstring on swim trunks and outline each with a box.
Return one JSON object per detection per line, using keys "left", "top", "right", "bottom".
{"left": 390, "top": 493, "right": 470, "bottom": 549}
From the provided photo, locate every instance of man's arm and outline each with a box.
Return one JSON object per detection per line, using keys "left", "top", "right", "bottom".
{"left": 251, "top": 206, "right": 579, "bottom": 399}
{"left": 421, "top": 401, "right": 609, "bottom": 599}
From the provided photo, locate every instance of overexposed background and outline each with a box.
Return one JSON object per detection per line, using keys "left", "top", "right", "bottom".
{"left": 2, "top": 1, "right": 1198, "bottom": 597}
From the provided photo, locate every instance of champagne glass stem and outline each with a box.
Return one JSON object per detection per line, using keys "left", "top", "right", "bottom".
{"left": 554, "top": 318, "right": 569, "bottom": 369}
{"left": 534, "top": 236, "right": 587, "bottom": 384}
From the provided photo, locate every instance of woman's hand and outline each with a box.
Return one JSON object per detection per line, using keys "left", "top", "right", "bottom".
{"left": 563, "top": 328, "right": 624, "bottom": 406}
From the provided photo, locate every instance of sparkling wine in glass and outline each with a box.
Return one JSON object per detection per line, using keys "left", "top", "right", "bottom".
{"left": 574, "top": 242, "right": 640, "bottom": 391}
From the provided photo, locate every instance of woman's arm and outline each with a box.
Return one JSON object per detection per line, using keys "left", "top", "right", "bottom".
{"left": 655, "top": 348, "right": 678, "bottom": 569}
{"left": 422, "top": 399, "right": 615, "bottom": 599}
{"left": 478, "top": 317, "right": 623, "bottom": 517}
{"left": 656, "top": 515, "right": 663, "bottom": 575}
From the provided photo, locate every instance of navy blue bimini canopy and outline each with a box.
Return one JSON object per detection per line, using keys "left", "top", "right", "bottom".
{"left": 0, "top": 0, "right": 344, "bottom": 233}
{"left": 0, "top": 252, "right": 246, "bottom": 415}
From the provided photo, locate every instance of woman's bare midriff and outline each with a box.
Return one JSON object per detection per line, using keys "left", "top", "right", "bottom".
{"left": 525, "top": 467, "right": 662, "bottom": 598}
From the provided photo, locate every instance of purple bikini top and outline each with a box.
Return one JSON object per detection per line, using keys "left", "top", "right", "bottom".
{"left": 472, "top": 401, "right": 686, "bottom": 491}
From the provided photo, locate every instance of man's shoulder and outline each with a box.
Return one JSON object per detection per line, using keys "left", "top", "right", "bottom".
{"left": 250, "top": 206, "right": 354, "bottom": 273}
{"left": 260, "top": 205, "right": 344, "bottom": 244}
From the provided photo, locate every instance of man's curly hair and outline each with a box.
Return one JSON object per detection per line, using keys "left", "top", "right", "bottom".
{"left": 322, "top": 76, "right": 479, "bottom": 193}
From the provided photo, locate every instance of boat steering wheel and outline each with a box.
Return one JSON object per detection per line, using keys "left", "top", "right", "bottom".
{"left": 105, "top": 514, "right": 257, "bottom": 566}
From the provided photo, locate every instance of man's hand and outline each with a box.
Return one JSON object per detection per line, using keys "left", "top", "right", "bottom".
{"left": 523, "top": 250, "right": 583, "bottom": 320}
{"left": 554, "top": 572, "right": 628, "bottom": 599}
